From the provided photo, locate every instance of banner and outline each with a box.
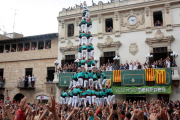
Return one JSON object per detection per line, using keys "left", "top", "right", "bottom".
{"left": 103, "top": 71, "right": 113, "bottom": 86}
{"left": 113, "top": 70, "right": 121, "bottom": 82}
{"left": 112, "top": 86, "right": 171, "bottom": 94}
{"left": 58, "top": 73, "right": 73, "bottom": 87}
{"left": 107, "top": 79, "right": 111, "bottom": 87}
{"left": 155, "top": 69, "right": 166, "bottom": 84}
{"left": 155, "top": 69, "right": 172, "bottom": 86}
{"left": 121, "top": 70, "right": 146, "bottom": 86}
{"left": 145, "top": 68, "right": 155, "bottom": 81}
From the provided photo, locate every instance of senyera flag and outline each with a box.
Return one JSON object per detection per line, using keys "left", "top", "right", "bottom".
{"left": 113, "top": 70, "right": 121, "bottom": 82}
{"left": 145, "top": 68, "right": 155, "bottom": 81}
{"left": 155, "top": 69, "right": 166, "bottom": 84}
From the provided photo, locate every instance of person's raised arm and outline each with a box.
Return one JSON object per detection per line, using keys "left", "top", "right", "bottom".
{"left": 66, "top": 108, "right": 78, "bottom": 120}
{"left": 107, "top": 103, "right": 114, "bottom": 120}
{"left": 38, "top": 109, "right": 48, "bottom": 120}
{"left": 5, "top": 104, "right": 13, "bottom": 120}
{"left": 117, "top": 107, "right": 122, "bottom": 120}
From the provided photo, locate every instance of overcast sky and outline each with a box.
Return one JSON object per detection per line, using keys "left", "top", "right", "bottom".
{"left": 0, "top": 0, "right": 109, "bottom": 36}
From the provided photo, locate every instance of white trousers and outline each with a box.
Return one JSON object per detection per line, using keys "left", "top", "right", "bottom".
{"left": 87, "top": 67, "right": 92, "bottom": 71}
{"left": 86, "top": 96, "right": 91, "bottom": 105}
{"left": 85, "top": 12, "right": 90, "bottom": 19}
{"left": 89, "top": 36, "right": 93, "bottom": 44}
{"left": 78, "top": 97, "right": 81, "bottom": 107}
{"left": 102, "top": 79, "right": 107, "bottom": 85}
{"left": 68, "top": 97, "right": 73, "bottom": 106}
{"left": 89, "top": 78, "right": 93, "bottom": 87}
{"left": 76, "top": 81, "right": 80, "bottom": 87}
{"left": 78, "top": 52, "right": 82, "bottom": 60}
{"left": 82, "top": 16, "right": 85, "bottom": 20}
{"left": 81, "top": 24, "right": 87, "bottom": 33}
{"left": 99, "top": 98, "right": 104, "bottom": 105}
{"left": 87, "top": 52, "right": 91, "bottom": 60}
{"left": 65, "top": 97, "right": 69, "bottom": 104}
{"left": 73, "top": 80, "right": 77, "bottom": 88}
{"left": 93, "top": 80, "right": 98, "bottom": 89}
{"left": 82, "top": 49, "right": 87, "bottom": 58}
{"left": 61, "top": 97, "right": 65, "bottom": 104}
{"left": 78, "top": 78, "right": 83, "bottom": 87}
{"left": 28, "top": 81, "right": 32, "bottom": 87}
{"left": 92, "top": 96, "right": 96, "bottom": 104}
{"left": 96, "top": 98, "right": 100, "bottom": 106}
{"left": 82, "top": 36, "right": 87, "bottom": 45}
{"left": 98, "top": 79, "right": 102, "bottom": 89}
{"left": 69, "top": 81, "right": 73, "bottom": 88}
{"left": 111, "top": 95, "right": 115, "bottom": 104}
{"left": 79, "top": 38, "right": 82, "bottom": 45}
{"left": 81, "top": 98, "right": 86, "bottom": 107}
{"left": 91, "top": 50, "right": 94, "bottom": 59}
{"left": 84, "top": 80, "right": 88, "bottom": 88}
{"left": 104, "top": 97, "right": 110, "bottom": 105}
{"left": 72, "top": 96, "right": 78, "bottom": 107}
{"left": 78, "top": 26, "right": 81, "bottom": 31}
{"left": 87, "top": 25, "right": 92, "bottom": 33}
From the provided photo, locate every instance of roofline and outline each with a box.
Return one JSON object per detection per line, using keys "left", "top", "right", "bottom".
{"left": 0, "top": 33, "right": 58, "bottom": 44}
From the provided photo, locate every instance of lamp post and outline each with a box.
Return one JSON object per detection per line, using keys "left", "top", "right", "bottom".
{"left": 74, "top": 59, "right": 79, "bottom": 72}
{"left": 94, "top": 57, "right": 99, "bottom": 69}
{"left": 54, "top": 60, "right": 59, "bottom": 73}
{"left": 170, "top": 51, "right": 178, "bottom": 67}
{"left": 145, "top": 53, "right": 153, "bottom": 67}
{"left": 113, "top": 55, "right": 120, "bottom": 68}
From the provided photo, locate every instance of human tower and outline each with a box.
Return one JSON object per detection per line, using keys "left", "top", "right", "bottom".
{"left": 60, "top": 1, "right": 115, "bottom": 108}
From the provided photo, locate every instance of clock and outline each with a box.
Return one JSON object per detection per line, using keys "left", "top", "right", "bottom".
{"left": 128, "top": 16, "right": 137, "bottom": 25}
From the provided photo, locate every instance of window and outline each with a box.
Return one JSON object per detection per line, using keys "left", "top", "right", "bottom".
{"left": 65, "top": 55, "right": 75, "bottom": 65}
{"left": 47, "top": 67, "right": 55, "bottom": 82}
{"left": 68, "top": 24, "right": 74, "bottom": 37}
{"left": 105, "top": 18, "right": 113, "bottom": 32}
{"left": 0, "top": 45, "right": 4, "bottom": 53}
{"left": 11, "top": 44, "right": 16, "bottom": 52}
{"left": 5, "top": 45, "right": 10, "bottom": 53}
{"left": 17, "top": 43, "right": 23, "bottom": 52}
{"left": 0, "top": 69, "right": 4, "bottom": 79}
{"left": 31, "top": 42, "right": 37, "bottom": 50}
{"left": 153, "top": 11, "right": 163, "bottom": 27}
{"left": 45, "top": 40, "right": 51, "bottom": 49}
{"left": 100, "top": 51, "right": 115, "bottom": 66}
{"left": 38, "top": 41, "right": 44, "bottom": 49}
{"left": 24, "top": 43, "right": 30, "bottom": 51}
{"left": 25, "top": 68, "right": 33, "bottom": 77}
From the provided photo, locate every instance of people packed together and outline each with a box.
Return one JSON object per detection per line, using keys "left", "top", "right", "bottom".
{"left": 18, "top": 74, "right": 35, "bottom": 88}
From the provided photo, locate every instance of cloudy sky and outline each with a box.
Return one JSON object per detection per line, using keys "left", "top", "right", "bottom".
{"left": 0, "top": 0, "right": 109, "bottom": 36}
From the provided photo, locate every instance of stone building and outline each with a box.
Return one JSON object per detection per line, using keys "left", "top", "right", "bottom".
{"left": 0, "top": 33, "right": 58, "bottom": 103}
{"left": 57, "top": 0, "right": 180, "bottom": 102}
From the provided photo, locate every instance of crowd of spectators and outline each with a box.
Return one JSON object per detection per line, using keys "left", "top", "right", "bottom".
{"left": 0, "top": 95, "right": 179, "bottom": 120}
{"left": 58, "top": 63, "right": 77, "bottom": 73}
{"left": 18, "top": 74, "right": 35, "bottom": 88}
{"left": 0, "top": 76, "right": 5, "bottom": 88}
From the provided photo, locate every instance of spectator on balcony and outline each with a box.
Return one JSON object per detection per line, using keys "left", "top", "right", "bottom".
{"left": 17, "top": 46, "right": 21, "bottom": 51}
{"left": 166, "top": 57, "right": 171, "bottom": 68}
{"left": 46, "top": 75, "right": 50, "bottom": 82}
{"left": 137, "top": 62, "right": 141, "bottom": 69}
{"left": 31, "top": 74, "right": 35, "bottom": 88}
{"left": 2, "top": 77, "right": 5, "bottom": 87}
{"left": 18, "top": 77, "right": 21, "bottom": 88}
{"left": 0, "top": 76, "right": 2, "bottom": 87}
{"left": 155, "top": 20, "right": 163, "bottom": 26}
{"left": 39, "top": 44, "right": 43, "bottom": 49}
{"left": 11, "top": 48, "right": 15, "bottom": 52}
{"left": 24, "top": 76, "right": 28, "bottom": 88}
{"left": 24, "top": 46, "right": 28, "bottom": 51}
{"left": 172, "top": 60, "right": 177, "bottom": 67}
{"left": 21, "top": 76, "right": 25, "bottom": 87}
{"left": 28, "top": 75, "right": 32, "bottom": 87}
{"left": 5, "top": 48, "right": 8, "bottom": 53}
{"left": 31, "top": 44, "right": 36, "bottom": 50}
{"left": 109, "top": 64, "right": 113, "bottom": 71}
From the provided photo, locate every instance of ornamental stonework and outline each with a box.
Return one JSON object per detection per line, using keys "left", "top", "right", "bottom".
{"left": 129, "top": 43, "right": 139, "bottom": 55}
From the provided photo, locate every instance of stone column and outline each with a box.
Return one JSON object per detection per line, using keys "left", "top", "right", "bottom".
{"left": 29, "top": 42, "right": 31, "bottom": 50}
{"left": 16, "top": 43, "right": 18, "bottom": 52}
{"left": 113, "top": 12, "right": 120, "bottom": 37}
{"left": 164, "top": 3, "right": 172, "bottom": 31}
{"left": 22, "top": 43, "right": 24, "bottom": 51}
{"left": 44, "top": 40, "right": 46, "bottom": 49}
{"left": 98, "top": 14, "right": 103, "bottom": 39}
{"left": 3, "top": 45, "right": 5, "bottom": 53}
{"left": 10, "top": 44, "right": 11, "bottom": 52}
{"left": 75, "top": 18, "right": 80, "bottom": 41}
{"left": 36, "top": 41, "right": 38, "bottom": 50}
{"left": 114, "top": 0, "right": 120, "bottom": 7}
{"left": 145, "top": 7, "right": 152, "bottom": 33}
{"left": 60, "top": 19, "right": 65, "bottom": 43}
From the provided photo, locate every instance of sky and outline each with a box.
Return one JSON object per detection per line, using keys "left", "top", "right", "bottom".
{"left": 0, "top": 0, "right": 109, "bottom": 37}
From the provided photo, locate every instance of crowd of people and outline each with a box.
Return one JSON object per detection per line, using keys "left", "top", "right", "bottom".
{"left": 154, "top": 20, "right": 163, "bottom": 26}
{"left": 106, "top": 27, "right": 113, "bottom": 32}
{"left": 18, "top": 74, "right": 35, "bottom": 88}
{"left": 0, "top": 76, "right": 5, "bottom": 88}
{"left": 0, "top": 95, "right": 179, "bottom": 120}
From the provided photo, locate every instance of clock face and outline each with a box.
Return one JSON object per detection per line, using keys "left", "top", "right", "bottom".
{"left": 128, "top": 16, "right": 137, "bottom": 25}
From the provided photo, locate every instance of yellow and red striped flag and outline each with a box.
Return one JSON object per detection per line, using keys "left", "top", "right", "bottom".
{"left": 145, "top": 68, "right": 155, "bottom": 81}
{"left": 155, "top": 69, "right": 166, "bottom": 84}
{"left": 113, "top": 70, "right": 121, "bottom": 82}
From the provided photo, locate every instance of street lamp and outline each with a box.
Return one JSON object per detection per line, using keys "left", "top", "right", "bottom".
{"left": 74, "top": 59, "right": 79, "bottom": 72}
{"left": 170, "top": 51, "right": 178, "bottom": 67}
{"left": 145, "top": 53, "right": 153, "bottom": 67}
{"left": 94, "top": 57, "right": 99, "bottom": 69}
{"left": 54, "top": 60, "right": 59, "bottom": 73}
{"left": 113, "top": 55, "right": 120, "bottom": 67}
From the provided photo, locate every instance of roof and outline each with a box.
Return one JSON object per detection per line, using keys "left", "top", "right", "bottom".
{"left": 0, "top": 33, "right": 58, "bottom": 44}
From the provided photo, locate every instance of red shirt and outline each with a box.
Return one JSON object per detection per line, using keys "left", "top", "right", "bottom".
{"left": 121, "top": 115, "right": 125, "bottom": 120}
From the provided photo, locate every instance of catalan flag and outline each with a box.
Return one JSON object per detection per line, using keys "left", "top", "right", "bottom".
{"left": 113, "top": 70, "right": 121, "bottom": 82}
{"left": 145, "top": 68, "right": 155, "bottom": 81}
{"left": 155, "top": 69, "right": 166, "bottom": 84}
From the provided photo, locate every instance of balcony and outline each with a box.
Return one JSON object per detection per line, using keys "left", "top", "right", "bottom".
{"left": 0, "top": 82, "right": 5, "bottom": 89}
{"left": 17, "top": 81, "right": 35, "bottom": 90}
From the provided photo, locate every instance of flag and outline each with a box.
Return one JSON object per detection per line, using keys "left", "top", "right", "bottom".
{"left": 113, "top": 70, "right": 121, "bottom": 82}
{"left": 107, "top": 79, "right": 111, "bottom": 87}
{"left": 155, "top": 69, "right": 166, "bottom": 84}
{"left": 145, "top": 68, "right": 155, "bottom": 81}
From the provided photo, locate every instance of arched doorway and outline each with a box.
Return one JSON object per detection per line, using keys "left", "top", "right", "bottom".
{"left": 13, "top": 93, "right": 24, "bottom": 102}
{"left": 0, "top": 94, "right": 4, "bottom": 102}
{"left": 36, "top": 95, "right": 49, "bottom": 103}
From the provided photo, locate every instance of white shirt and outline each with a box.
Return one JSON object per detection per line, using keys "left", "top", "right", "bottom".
{"left": 109, "top": 66, "right": 112, "bottom": 71}
{"left": 18, "top": 79, "right": 21, "bottom": 82}
{"left": 32, "top": 76, "right": 35, "bottom": 81}
{"left": 129, "top": 64, "right": 132, "bottom": 70}
{"left": 28, "top": 77, "right": 31, "bottom": 82}
{"left": 133, "top": 64, "right": 137, "bottom": 70}
{"left": 166, "top": 60, "right": 171, "bottom": 68}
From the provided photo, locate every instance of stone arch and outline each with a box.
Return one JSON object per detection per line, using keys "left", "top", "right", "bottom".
{"left": 13, "top": 93, "right": 24, "bottom": 102}
{"left": 8, "top": 88, "right": 20, "bottom": 101}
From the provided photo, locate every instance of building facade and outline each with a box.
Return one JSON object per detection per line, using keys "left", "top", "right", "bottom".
{"left": 0, "top": 33, "right": 58, "bottom": 103}
{"left": 57, "top": 0, "right": 180, "bottom": 102}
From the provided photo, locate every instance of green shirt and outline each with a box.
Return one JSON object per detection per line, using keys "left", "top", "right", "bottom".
{"left": 63, "top": 92, "right": 68, "bottom": 97}
{"left": 69, "top": 91, "right": 73, "bottom": 97}
{"left": 91, "top": 60, "right": 95, "bottom": 65}
{"left": 81, "top": 45, "right": 87, "bottom": 49}
{"left": 78, "top": 62, "right": 81, "bottom": 66}
{"left": 85, "top": 74, "right": 89, "bottom": 79}
{"left": 86, "top": 34, "right": 92, "bottom": 38}
{"left": 82, "top": 20, "right": 87, "bottom": 24}
{"left": 87, "top": 21, "right": 92, "bottom": 25}
{"left": 99, "top": 91, "right": 103, "bottom": 97}
{"left": 102, "top": 91, "right": 107, "bottom": 96}
{"left": 72, "top": 88, "right": 81, "bottom": 94}
{"left": 91, "top": 90, "right": 95, "bottom": 95}
{"left": 93, "top": 73, "right": 98, "bottom": 79}
{"left": 80, "top": 60, "right": 87, "bottom": 64}
{"left": 96, "top": 70, "right": 101, "bottom": 77}
{"left": 80, "top": 33, "right": 86, "bottom": 37}
{"left": 87, "top": 61, "right": 91, "bottom": 66}
{"left": 80, "top": 92, "right": 86, "bottom": 96}
{"left": 77, "top": 71, "right": 85, "bottom": 79}
{"left": 78, "top": 47, "right": 82, "bottom": 52}
{"left": 88, "top": 72, "right": 93, "bottom": 78}
{"left": 95, "top": 91, "right": 99, "bottom": 96}
{"left": 101, "top": 73, "right": 106, "bottom": 78}
{"left": 86, "top": 89, "right": 92, "bottom": 95}
{"left": 73, "top": 73, "right": 77, "bottom": 79}
{"left": 87, "top": 45, "right": 94, "bottom": 50}
{"left": 108, "top": 88, "right": 113, "bottom": 93}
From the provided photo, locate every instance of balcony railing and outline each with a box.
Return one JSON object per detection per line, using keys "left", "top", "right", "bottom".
{"left": 17, "top": 81, "right": 35, "bottom": 89}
